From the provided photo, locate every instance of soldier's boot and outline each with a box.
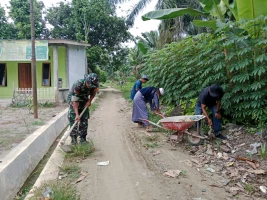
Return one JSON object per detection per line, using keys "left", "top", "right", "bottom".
{"left": 80, "top": 135, "right": 88, "bottom": 144}
{"left": 71, "top": 135, "right": 78, "bottom": 145}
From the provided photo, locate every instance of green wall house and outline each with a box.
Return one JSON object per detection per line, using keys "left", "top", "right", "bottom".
{"left": 0, "top": 39, "right": 90, "bottom": 104}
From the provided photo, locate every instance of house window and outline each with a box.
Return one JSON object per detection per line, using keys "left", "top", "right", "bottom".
{"left": 42, "top": 63, "right": 51, "bottom": 86}
{"left": 0, "top": 63, "right": 7, "bottom": 87}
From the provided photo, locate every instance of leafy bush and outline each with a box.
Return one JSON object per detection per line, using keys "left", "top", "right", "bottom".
{"left": 126, "top": 76, "right": 137, "bottom": 82}
{"left": 179, "top": 99, "right": 197, "bottom": 115}
{"left": 93, "top": 67, "right": 108, "bottom": 83}
{"left": 144, "top": 16, "right": 267, "bottom": 125}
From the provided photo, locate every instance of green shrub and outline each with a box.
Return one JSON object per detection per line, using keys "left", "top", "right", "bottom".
{"left": 143, "top": 16, "right": 267, "bottom": 126}
{"left": 126, "top": 76, "right": 137, "bottom": 82}
{"left": 179, "top": 99, "right": 197, "bottom": 115}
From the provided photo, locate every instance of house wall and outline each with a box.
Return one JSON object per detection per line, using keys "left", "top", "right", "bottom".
{"left": 49, "top": 46, "right": 67, "bottom": 89}
{"left": 68, "top": 45, "right": 86, "bottom": 87}
{"left": 0, "top": 46, "right": 67, "bottom": 99}
{"left": 0, "top": 62, "right": 18, "bottom": 98}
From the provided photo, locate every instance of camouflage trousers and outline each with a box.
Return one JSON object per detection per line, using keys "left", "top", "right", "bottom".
{"left": 68, "top": 105, "right": 89, "bottom": 137}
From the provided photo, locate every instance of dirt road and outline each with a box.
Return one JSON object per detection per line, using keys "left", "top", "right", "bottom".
{"left": 76, "top": 88, "right": 231, "bottom": 200}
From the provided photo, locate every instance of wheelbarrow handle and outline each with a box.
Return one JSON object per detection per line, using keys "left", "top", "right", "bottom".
{"left": 184, "top": 130, "right": 208, "bottom": 139}
{"left": 155, "top": 112, "right": 166, "bottom": 118}
{"left": 138, "top": 118, "right": 168, "bottom": 130}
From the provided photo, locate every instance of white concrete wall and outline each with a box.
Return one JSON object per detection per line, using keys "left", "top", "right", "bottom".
{"left": 68, "top": 45, "right": 86, "bottom": 87}
{"left": 0, "top": 108, "right": 69, "bottom": 200}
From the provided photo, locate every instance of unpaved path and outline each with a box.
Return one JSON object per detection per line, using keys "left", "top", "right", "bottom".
{"left": 76, "top": 88, "right": 231, "bottom": 200}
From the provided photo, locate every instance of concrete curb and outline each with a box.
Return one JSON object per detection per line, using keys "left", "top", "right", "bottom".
{"left": 24, "top": 140, "right": 68, "bottom": 199}
{"left": 0, "top": 108, "right": 69, "bottom": 200}
{"left": 25, "top": 92, "right": 103, "bottom": 199}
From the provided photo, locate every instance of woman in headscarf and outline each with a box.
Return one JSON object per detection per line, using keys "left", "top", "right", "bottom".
{"left": 132, "top": 87, "right": 164, "bottom": 131}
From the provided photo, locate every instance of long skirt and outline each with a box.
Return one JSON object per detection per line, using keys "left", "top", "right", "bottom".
{"left": 132, "top": 91, "right": 149, "bottom": 126}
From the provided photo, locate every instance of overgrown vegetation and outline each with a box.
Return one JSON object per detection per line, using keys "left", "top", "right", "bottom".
{"left": 66, "top": 142, "right": 95, "bottom": 159}
{"left": 144, "top": 16, "right": 267, "bottom": 126}
{"left": 179, "top": 99, "right": 197, "bottom": 115}
{"left": 60, "top": 163, "right": 81, "bottom": 179}
{"left": 29, "top": 181, "right": 80, "bottom": 200}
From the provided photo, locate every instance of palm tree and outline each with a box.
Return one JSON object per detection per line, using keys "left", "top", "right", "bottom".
{"left": 110, "top": 0, "right": 205, "bottom": 47}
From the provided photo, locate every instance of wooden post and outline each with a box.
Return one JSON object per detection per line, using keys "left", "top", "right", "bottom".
{"left": 30, "top": 0, "right": 38, "bottom": 118}
{"left": 53, "top": 46, "right": 59, "bottom": 103}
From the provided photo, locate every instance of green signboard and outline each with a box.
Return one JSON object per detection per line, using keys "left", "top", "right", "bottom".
{"left": 0, "top": 40, "right": 49, "bottom": 61}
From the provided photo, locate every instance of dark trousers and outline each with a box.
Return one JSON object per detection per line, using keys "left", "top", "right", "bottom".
{"left": 195, "top": 103, "right": 221, "bottom": 135}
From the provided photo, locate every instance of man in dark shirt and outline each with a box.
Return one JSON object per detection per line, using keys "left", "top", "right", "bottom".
{"left": 196, "top": 84, "right": 226, "bottom": 140}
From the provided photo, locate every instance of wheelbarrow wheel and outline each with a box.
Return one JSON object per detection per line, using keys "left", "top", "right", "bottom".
{"left": 169, "top": 132, "right": 183, "bottom": 147}
{"left": 186, "top": 129, "right": 204, "bottom": 146}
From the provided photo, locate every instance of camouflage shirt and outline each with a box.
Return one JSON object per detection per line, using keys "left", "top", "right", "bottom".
{"left": 67, "top": 79, "right": 99, "bottom": 109}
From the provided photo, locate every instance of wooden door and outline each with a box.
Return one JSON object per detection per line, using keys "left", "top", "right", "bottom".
{"left": 18, "top": 63, "right": 32, "bottom": 88}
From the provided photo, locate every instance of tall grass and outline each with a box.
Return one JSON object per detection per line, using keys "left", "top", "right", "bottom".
{"left": 66, "top": 142, "right": 95, "bottom": 159}
{"left": 30, "top": 181, "right": 80, "bottom": 200}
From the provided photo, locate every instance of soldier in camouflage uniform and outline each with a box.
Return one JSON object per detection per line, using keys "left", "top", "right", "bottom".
{"left": 67, "top": 73, "right": 99, "bottom": 144}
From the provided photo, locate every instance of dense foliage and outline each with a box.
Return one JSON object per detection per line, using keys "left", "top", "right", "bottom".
{"left": 45, "top": 2, "right": 76, "bottom": 40}
{"left": 46, "top": 0, "right": 131, "bottom": 77}
{"left": 9, "top": 0, "right": 46, "bottom": 39}
{"left": 0, "top": 5, "right": 17, "bottom": 39}
{"left": 144, "top": 16, "right": 267, "bottom": 125}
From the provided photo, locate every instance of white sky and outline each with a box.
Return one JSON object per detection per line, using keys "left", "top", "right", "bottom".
{"left": 0, "top": 0, "right": 160, "bottom": 37}
{"left": 116, "top": 0, "right": 160, "bottom": 37}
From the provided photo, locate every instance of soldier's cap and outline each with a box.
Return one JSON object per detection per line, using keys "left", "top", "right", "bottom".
{"left": 84, "top": 73, "right": 99, "bottom": 86}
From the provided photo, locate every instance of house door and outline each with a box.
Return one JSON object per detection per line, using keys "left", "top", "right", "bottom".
{"left": 18, "top": 63, "right": 32, "bottom": 88}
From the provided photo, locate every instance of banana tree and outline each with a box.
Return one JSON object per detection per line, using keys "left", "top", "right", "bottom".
{"left": 142, "top": 0, "right": 267, "bottom": 29}
{"left": 137, "top": 30, "right": 160, "bottom": 54}
{"left": 128, "top": 47, "right": 145, "bottom": 79}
